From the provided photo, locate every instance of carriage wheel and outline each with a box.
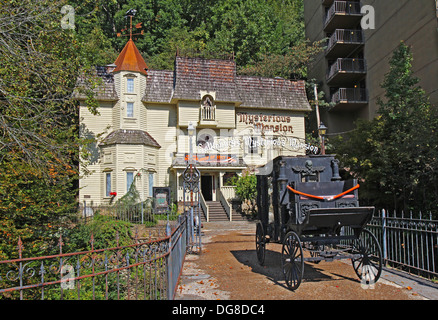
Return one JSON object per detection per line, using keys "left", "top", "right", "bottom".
{"left": 351, "top": 229, "right": 383, "bottom": 286}
{"left": 255, "top": 222, "right": 266, "bottom": 265}
{"left": 281, "top": 231, "right": 304, "bottom": 291}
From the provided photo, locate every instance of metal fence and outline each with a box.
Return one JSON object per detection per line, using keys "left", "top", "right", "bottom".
{"left": 0, "top": 212, "right": 196, "bottom": 300}
{"left": 367, "top": 209, "right": 438, "bottom": 280}
{"left": 79, "top": 200, "right": 181, "bottom": 226}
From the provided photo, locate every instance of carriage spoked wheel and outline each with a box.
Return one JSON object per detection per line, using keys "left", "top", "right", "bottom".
{"left": 255, "top": 222, "right": 266, "bottom": 265}
{"left": 281, "top": 231, "right": 304, "bottom": 291}
{"left": 351, "top": 229, "right": 383, "bottom": 286}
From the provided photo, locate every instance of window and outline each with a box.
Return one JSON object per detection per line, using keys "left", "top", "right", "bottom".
{"left": 148, "top": 173, "right": 154, "bottom": 197}
{"left": 126, "top": 102, "right": 134, "bottom": 118}
{"left": 201, "top": 95, "right": 215, "bottom": 121}
{"left": 126, "top": 172, "right": 134, "bottom": 192}
{"left": 127, "top": 78, "right": 134, "bottom": 93}
{"left": 105, "top": 173, "right": 111, "bottom": 197}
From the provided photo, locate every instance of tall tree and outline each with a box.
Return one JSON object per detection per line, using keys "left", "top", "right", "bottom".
{"left": 0, "top": 0, "right": 96, "bottom": 258}
{"left": 332, "top": 42, "right": 438, "bottom": 215}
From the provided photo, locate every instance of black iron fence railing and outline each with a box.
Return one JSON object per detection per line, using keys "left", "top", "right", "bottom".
{"left": 345, "top": 210, "right": 438, "bottom": 280}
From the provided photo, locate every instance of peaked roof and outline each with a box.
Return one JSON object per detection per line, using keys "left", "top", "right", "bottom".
{"left": 100, "top": 129, "right": 160, "bottom": 148}
{"left": 113, "top": 39, "right": 148, "bottom": 75}
{"left": 142, "top": 56, "right": 311, "bottom": 111}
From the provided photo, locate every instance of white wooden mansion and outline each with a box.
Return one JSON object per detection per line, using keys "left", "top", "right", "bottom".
{"left": 75, "top": 38, "right": 312, "bottom": 220}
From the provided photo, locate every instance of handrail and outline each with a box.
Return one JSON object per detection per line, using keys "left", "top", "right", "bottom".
{"left": 199, "top": 192, "right": 209, "bottom": 222}
{"left": 217, "top": 188, "right": 232, "bottom": 221}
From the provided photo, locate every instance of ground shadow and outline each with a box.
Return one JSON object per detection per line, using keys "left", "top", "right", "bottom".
{"left": 230, "top": 248, "right": 359, "bottom": 289}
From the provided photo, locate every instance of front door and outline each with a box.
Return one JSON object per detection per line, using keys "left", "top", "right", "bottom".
{"left": 201, "top": 175, "right": 213, "bottom": 201}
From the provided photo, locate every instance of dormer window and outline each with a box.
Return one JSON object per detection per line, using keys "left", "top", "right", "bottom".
{"left": 201, "top": 95, "right": 216, "bottom": 121}
{"left": 127, "top": 78, "right": 134, "bottom": 93}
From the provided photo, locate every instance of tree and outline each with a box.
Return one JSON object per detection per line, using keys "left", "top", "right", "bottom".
{"left": 238, "top": 39, "right": 325, "bottom": 80}
{"left": 233, "top": 171, "right": 257, "bottom": 215}
{"left": 332, "top": 42, "right": 438, "bottom": 216}
{"left": 0, "top": 0, "right": 98, "bottom": 258}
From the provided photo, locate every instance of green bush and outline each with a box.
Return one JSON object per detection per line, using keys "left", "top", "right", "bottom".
{"left": 66, "top": 214, "right": 133, "bottom": 251}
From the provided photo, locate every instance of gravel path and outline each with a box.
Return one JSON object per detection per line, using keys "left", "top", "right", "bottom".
{"left": 175, "top": 221, "right": 433, "bottom": 300}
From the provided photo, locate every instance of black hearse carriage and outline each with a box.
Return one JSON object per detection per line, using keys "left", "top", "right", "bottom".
{"left": 255, "top": 155, "right": 382, "bottom": 290}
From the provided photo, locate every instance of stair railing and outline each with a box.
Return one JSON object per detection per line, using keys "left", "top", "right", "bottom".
{"left": 199, "top": 192, "right": 209, "bottom": 222}
{"left": 217, "top": 188, "right": 232, "bottom": 221}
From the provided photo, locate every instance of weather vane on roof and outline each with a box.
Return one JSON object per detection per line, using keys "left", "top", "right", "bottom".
{"left": 117, "top": 9, "right": 144, "bottom": 40}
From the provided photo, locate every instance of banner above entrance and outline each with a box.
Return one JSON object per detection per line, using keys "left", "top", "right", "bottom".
{"left": 184, "top": 153, "right": 238, "bottom": 165}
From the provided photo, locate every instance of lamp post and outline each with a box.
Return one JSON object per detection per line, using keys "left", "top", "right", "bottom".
{"left": 318, "top": 122, "right": 328, "bottom": 155}
{"left": 188, "top": 122, "right": 195, "bottom": 165}
{"left": 183, "top": 122, "right": 201, "bottom": 252}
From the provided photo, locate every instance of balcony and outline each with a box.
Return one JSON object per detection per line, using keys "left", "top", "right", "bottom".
{"left": 199, "top": 104, "right": 217, "bottom": 126}
{"left": 330, "top": 88, "right": 368, "bottom": 111}
{"left": 326, "top": 58, "right": 366, "bottom": 86}
{"left": 324, "top": 1, "right": 363, "bottom": 32}
{"left": 325, "top": 29, "right": 364, "bottom": 59}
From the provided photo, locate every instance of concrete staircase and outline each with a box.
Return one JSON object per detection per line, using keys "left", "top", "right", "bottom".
{"left": 205, "top": 201, "right": 229, "bottom": 221}
{"left": 199, "top": 201, "right": 246, "bottom": 222}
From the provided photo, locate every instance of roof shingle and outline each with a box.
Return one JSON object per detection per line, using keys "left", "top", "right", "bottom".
{"left": 100, "top": 129, "right": 161, "bottom": 148}
{"left": 142, "top": 56, "right": 311, "bottom": 111}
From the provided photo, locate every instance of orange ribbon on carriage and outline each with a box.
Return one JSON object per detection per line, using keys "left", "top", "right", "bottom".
{"left": 286, "top": 184, "right": 360, "bottom": 202}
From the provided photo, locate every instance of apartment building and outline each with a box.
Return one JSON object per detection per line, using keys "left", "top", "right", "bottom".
{"left": 304, "top": 0, "right": 438, "bottom": 133}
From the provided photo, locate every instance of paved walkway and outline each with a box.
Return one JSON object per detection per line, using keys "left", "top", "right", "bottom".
{"left": 175, "top": 220, "right": 438, "bottom": 300}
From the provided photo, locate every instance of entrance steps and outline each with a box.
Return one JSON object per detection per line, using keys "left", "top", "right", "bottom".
{"left": 199, "top": 201, "right": 247, "bottom": 222}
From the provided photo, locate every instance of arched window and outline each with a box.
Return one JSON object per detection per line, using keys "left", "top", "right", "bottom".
{"left": 200, "top": 95, "right": 215, "bottom": 121}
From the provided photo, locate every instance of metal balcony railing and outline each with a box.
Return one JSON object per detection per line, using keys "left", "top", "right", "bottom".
{"left": 327, "top": 58, "right": 366, "bottom": 81}
{"left": 326, "top": 29, "right": 364, "bottom": 53}
{"left": 324, "top": 1, "right": 362, "bottom": 28}
{"left": 331, "top": 88, "right": 368, "bottom": 104}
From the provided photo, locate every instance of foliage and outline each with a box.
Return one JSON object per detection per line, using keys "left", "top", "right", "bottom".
{"left": 239, "top": 39, "right": 326, "bottom": 80}
{"left": 69, "top": 0, "right": 310, "bottom": 73}
{"left": 331, "top": 42, "right": 438, "bottom": 216}
{"left": 233, "top": 172, "right": 257, "bottom": 202}
{"left": 0, "top": 0, "right": 319, "bottom": 261}
{"left": 0, "top": 0, "right": 100, "bottom": 259}
{"left": 66, "top": 214, "right": 133, "bottom": 251}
